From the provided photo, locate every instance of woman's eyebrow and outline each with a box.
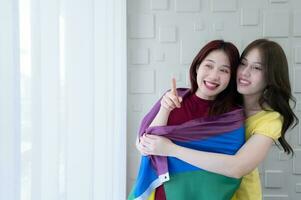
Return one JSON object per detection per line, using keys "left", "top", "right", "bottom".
{"left": 242, "top": 58, "right": 263, "bottom": 65}
{"left": 253, "top": 61, "right": 263, "bottom": 65}
{"left": 222, "top": 65, "right": 230, "bottom": 68}
{"left": 204, "top": 59, "right": 215, "bottom": 63}
{"left": 205, "top": 59, "right": 230, "bottom": 68}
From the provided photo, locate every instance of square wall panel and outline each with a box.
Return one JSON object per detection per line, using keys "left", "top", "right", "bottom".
{"left": 194, "top": 21, "right": 204, "bottom": 31}
{"left": 294, "top": 11, "right": 301, "bottom": 37}
{"left": 213, "top": 22, "right": 224, "bottom": 31}
{"left": 180, "top": 39, "right": 204, "bottom": 64}
{"left": 293, "top": 149, "right": 301, "bottom": 174}
{"left": 130, "top": 48, "right": 149, "bottom": 65}
{"left": 270, "top": 0, "right": 288, "bottom": 3}
{"left": 263, "top": 11, "right": 289, "bottom": 37}
{"left": 151, "top": 0, "right": 169, "bottom": 10}
{"left": 263, "top": 195, "right": 289, "bottom": 200}
{"left": 211, "top": 0, "right": 237, "bottom": 12}
{"left": 175, "top": 0, "right": 201, "bottom": 12}
{"left": 264, "top": 170, "right": 284, "bottom": 188}
{"left": 129, "top": 69, "right": 155, "bottom": 94}
{"left": 295, "top": 46, "right": 301, "bottom": 64}
{"left": 296, "top": 183, "right": 301, "bottom": 193}
{"left": 128, "top": 14, "right": 155, "bottom": 38}
{"left": 299, "top": 128, "right": 301, "bottom": 145}
{"left": 159, "top": 26, "right": 177, "bottom": 43}
{"left": 294, "top": 68, "right": 301, "bottom": 93}
{"left": 154, "top": 49, "right": 165, "bottom": 61}
{"left": 241, "top": 8, "right": 259, "bottom": 26}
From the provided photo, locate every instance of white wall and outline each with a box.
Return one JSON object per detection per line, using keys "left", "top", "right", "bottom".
{"left": 127, "top": 0, "right": 301, "bottom": 199}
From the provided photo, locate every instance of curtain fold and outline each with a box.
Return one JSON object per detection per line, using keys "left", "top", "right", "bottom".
{"left": 0, "top": 0, "right": 127, "bottom": 199}
{"left": 93, "top": 0, "right": 127, "bottom": 199}
{"left": 0, "top": 0, "right": 21, "bottom": 200}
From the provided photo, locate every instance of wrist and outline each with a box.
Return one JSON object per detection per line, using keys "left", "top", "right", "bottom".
{"left": 159, "top": 106, "right": 171, "bottom": 114}
{"left": 169, "top": 143, "right": 180, "bottom": 157}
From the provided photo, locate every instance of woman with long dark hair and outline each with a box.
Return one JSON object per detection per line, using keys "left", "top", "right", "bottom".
{"left": 129, "top": 40, "right": 243, "bottom": 200}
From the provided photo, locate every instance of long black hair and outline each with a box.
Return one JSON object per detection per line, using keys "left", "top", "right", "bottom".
{"left": 241, "top": 39, "right": 299, "bottom": 155}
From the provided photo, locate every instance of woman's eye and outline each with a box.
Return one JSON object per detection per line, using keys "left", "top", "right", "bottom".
{"left": 205, "top": 64, "right": 212, "bottom": 68}
{"left": 220, "top": 69, "right": 230, "bottom": 73}
{"left": 252, "top": 65, "right": 262, "bottom": 70}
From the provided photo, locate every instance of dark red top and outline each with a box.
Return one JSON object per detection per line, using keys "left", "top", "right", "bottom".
{"left": 155, "top": 92, "right": 213, "bottom": 200}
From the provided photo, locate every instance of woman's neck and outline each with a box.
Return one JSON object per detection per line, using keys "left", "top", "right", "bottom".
{"left": 243, "top": 94, "right": 262, "bottom": 117}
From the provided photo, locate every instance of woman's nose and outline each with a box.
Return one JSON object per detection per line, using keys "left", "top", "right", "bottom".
{"left": 208, "top": 69, "right": 220, "bottom": 80}
{"left": 240, "top": 66, "right": 250, "bottom": 77}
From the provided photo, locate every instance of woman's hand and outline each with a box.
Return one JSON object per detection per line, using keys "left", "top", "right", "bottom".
{"left": 139, "top": 134, "right": 176, "bottom": 156}
{"left": 160, "top": 78, "right": 182, "bottom": 112}
{"left": 136, "top": 136, "right": 147, "bottom": 156}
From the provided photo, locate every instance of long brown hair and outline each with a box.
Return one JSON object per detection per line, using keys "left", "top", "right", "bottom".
{"left": 241, "top": 39, "right": 299, "bottom": 155}
{"left": 189, "top": 40, "right": 241, "bottom": 116}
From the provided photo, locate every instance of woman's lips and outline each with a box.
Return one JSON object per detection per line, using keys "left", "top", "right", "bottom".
{"left": 204, "top": 80, "right": 219, "bottom": 90}
{"left": 238, "top": 78, "right": 251, "bottom": 86}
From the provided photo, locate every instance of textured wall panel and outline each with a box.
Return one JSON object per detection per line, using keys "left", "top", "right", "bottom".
{"left": 263, "top": 195, "right": 289, "bottom": 200}
{"left": 211, "top": 0, "right": 237, "bottom": 12}
{"left": 293, "top": 149, "right": 301, "bottom": 174}
{"left": 264, "top": 170, "right": 284, "bottom": 188}
{"left": 294, "top": 68, "right": 301, "bottom": 93}
{"left": 296, "top": 183, "right": 301, "bottom": 193}
{"left": 299, "top": 127, "right": 301, "bottom": 145}
{"left": 180, "top": 39, "right": 204, "bottom": 64}
{"left": 241, "top": 8, "right": 259, "bottom": 26}
{"left": 159, "top": 26, "right": 177, "bottom": 43}
{"left": 263, "top": 11, "right": 289, "bottom": 37}
{"left": 194, "top": 21, "right": 204, "bottom": 31}
{"left": 154, "top": 49, "right": 165, "bottom": 61}
{"left": 128, "top": 14, "right": 155, "bottom": 38}
{"left": 294, "top": 11, "right": 301, "bottom": 37}
{"left": 130, "top": 48, "right": 149, "bottom": 65}
{"left": 131, "top": 103, "right": 143, "bottom": 112}
{"left": 270, "top": 0, "right": 288, "bottom": 3}
{"left": 278, "top": 151, "right": 290, "bottom": 161}
{"left": 213, "top": 22, "right": 224, "bottom": 31}
{"left": 175, "top": 0, "right": 201, "bottom": 12}
{"left": 295, "top": 46, "right": 301, "bottom": 64}
{"left": 151, "top": 0, "right": 169, "bottom": 10}
{"left": 129, "top": 69, "right": 155, "bottom": 94}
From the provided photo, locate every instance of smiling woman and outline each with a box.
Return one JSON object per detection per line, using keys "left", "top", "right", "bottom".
{"left": 194, "top": 50, "right": 231, "bottom": 100}
{"left": 129, "top": 40, "right": 243, "bottom": 200}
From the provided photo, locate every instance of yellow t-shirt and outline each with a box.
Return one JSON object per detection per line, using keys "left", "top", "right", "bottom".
{"left": 231, "top": 110, "right": 283, "bottom": 200}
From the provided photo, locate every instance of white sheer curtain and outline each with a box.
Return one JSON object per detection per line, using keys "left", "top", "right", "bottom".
{"left": 0, "top": 0, "right": 20, "bottom": 200}
{"left": 0, "top": 0, "right": 127, "bottom": 199}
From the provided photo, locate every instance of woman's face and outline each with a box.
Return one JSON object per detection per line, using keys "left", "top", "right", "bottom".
{"left": 195, "top": 50, "right": 231, "bottom": 100}
{"left": 237, "top": 48, "right": 267, "bottom": 98}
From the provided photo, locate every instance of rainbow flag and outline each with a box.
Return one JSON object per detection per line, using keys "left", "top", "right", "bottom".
{"left": 128, "top": 89, "right": 245, "bottom": 200}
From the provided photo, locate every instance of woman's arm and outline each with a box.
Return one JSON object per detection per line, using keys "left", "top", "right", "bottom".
{"left": 136, "top": 78, "right": 182, "bottom": 154}
{"left": 148, "top": 107, "right": 171, "bottom": 127}
{"left": 149, "top": 78, "right": 182, "bottom": 127}
{"left": 140, "top": 133, "right": 274, "bottom": 178}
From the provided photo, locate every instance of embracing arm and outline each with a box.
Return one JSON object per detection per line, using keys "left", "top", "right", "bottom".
{"left": 140, "top": 133, "right": 274, "bottom": 178}
{"left": 170, "top": 134, "right": 273, "bottom": 178}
